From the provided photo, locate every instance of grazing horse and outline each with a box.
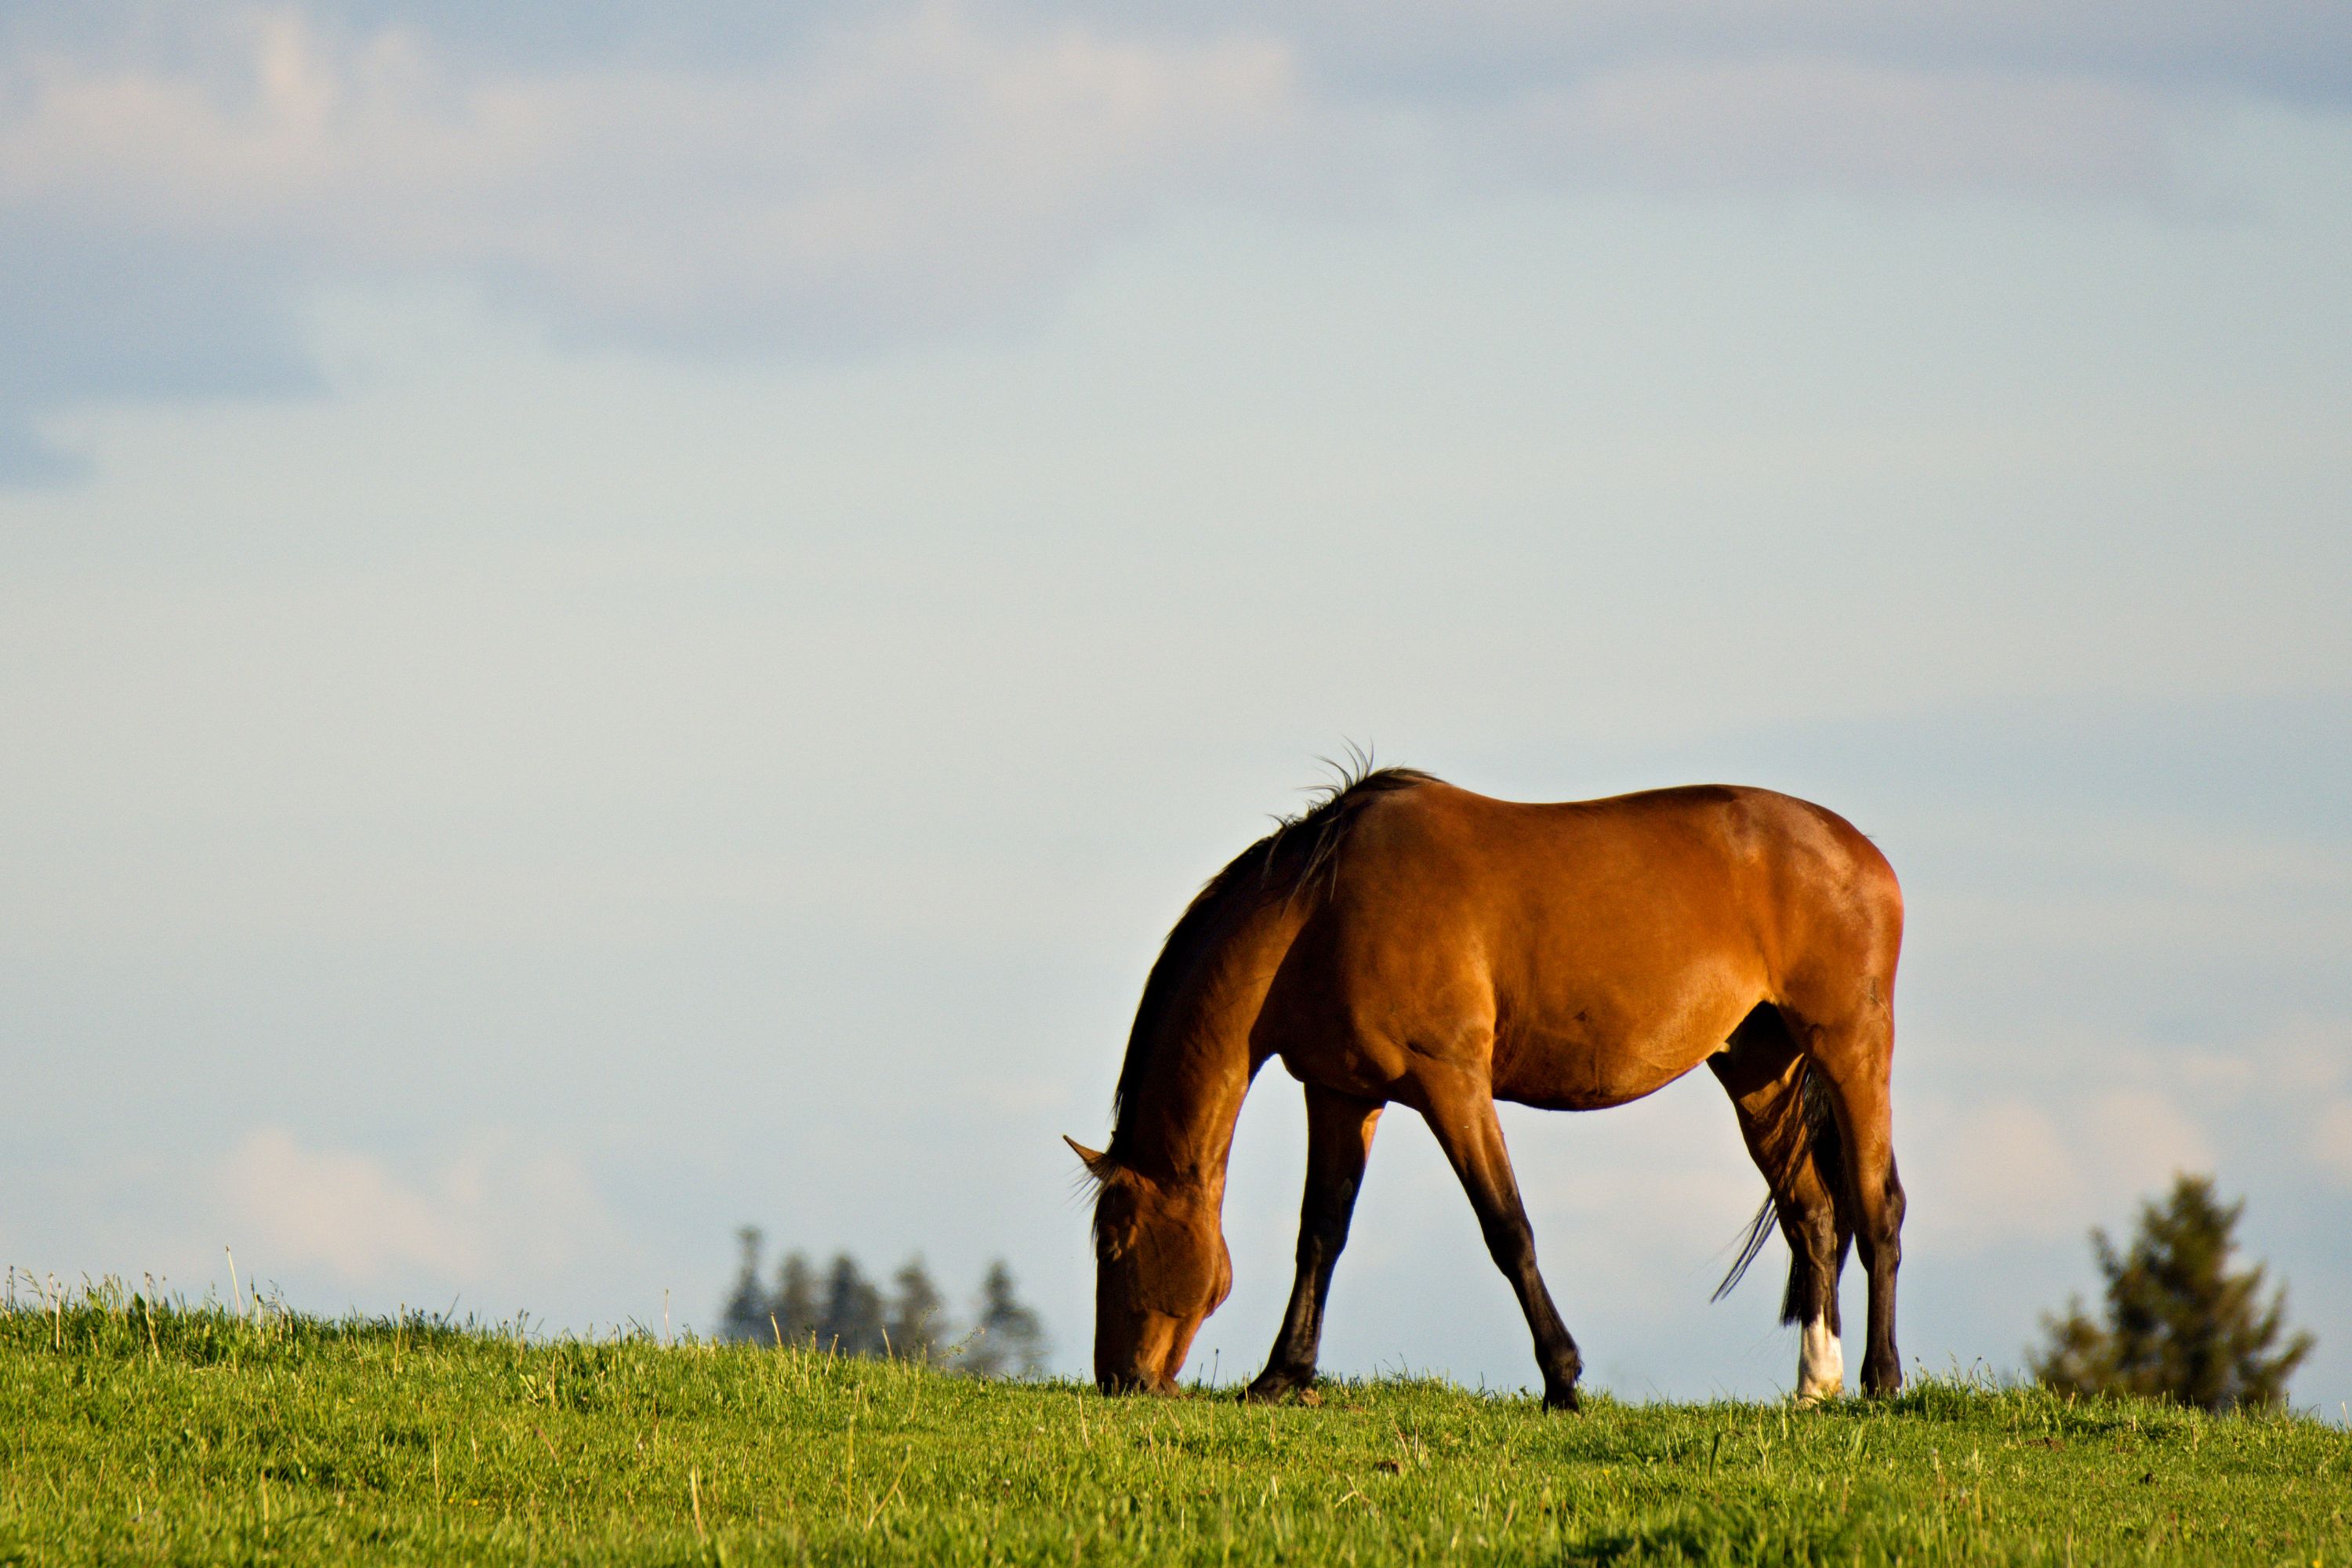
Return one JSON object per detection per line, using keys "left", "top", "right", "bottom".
{"left": 1067, "top": 767, "right": 1905, "bottom": 1410}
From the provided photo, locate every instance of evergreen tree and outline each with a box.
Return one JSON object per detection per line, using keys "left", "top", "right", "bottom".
{"left": 886, "top": 1256, "right": 948, "bottom": 1363}
{"left": 771, "top": 1250, "right": 820, "bottom": 1348}
{"left": 2032, "top": 1174, "right": 2314, "bottom": 1413}
{"left": 717, "top": 1226, "right": 770, "bottom": 1345}
{"left": 818, "top": 1253, "right": 887, "bottom": 1358}
{"left": 962, "top": 1260, "right": 1047, "bottom": 1380}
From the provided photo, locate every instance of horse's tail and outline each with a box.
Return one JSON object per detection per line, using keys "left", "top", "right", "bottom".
{"left": 1711, "top": 1194, "right": 1779, "bottom": 1307}
{"left": 1709, "top": 1058, "right": 1853, "bottom": 1323}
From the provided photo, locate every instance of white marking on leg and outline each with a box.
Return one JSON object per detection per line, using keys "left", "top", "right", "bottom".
{"left": 1796, "top": 1315, "right": 1844, "bottom": 1405}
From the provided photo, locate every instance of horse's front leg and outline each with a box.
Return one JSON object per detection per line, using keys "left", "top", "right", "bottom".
{"left": 1246, "top": 1083, "right": 1382, "bottom": 1401}
{"left": 1417, "top": 1069, "right": 1584, "bottom": 1410}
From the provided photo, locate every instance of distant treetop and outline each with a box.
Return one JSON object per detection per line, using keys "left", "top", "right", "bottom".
{"left": 714, "top": 1233, "right": 1047, "bottom": 1377}
{"left": 2031, "top": 1174, "right": 2313, "bottom": 1414}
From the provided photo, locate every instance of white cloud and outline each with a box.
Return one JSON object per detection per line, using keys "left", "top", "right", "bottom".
{"left": 2314, "top": 1101, "right": 2352, "bottom": 1187}
{"left": 0, "top": 0, "right": 2255, "bottom": 470}
{"left": 1906, "top": 1086, "right": 2213, "bottom": 1252}
{"left": 1905, "top": 1094, "right": 2079, "bottom": 1250}
{"left": 0, "top": 6, "right": 1301, "bottom": 348}
{"left": 2079, "top": 1088, "right": 2216, "bottom": 1199}
{"left": 216, "top": 1126, "right": 620, "bottom": 1289}
{"left": 2074, "top": 1018, "right": 2352, "bottom": 1193}
{"left": 1156, "top": 0, "right": 2350, "bottom": 103}
{"left": 1496, "top": 58, "right": 2169, "bottom": 193}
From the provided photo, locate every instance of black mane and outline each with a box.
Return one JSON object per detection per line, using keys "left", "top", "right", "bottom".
{"left": 1107, "top": 760, "right": 1439, "bottom": 1145}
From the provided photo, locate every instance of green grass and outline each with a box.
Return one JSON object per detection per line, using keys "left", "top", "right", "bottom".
{"left": 3, "top": 1288, "right": 2347, "bottom": 1564}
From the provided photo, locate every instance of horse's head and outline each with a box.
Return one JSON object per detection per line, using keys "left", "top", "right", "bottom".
{"left": 1065, "top": 1137, "right": 1232, "bottom": 1393}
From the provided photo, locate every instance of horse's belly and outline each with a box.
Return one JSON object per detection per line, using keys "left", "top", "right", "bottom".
{"left": 1490, "top": 996, "right": 1751, "bottom": 1110}
{"left": 1490, "top": 1038, "right": 1693, "bottom": 1110}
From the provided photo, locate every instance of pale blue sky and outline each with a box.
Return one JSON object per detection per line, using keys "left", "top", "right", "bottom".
{"left": 3, "top": 3, "right": 2347, "bottom": 1411}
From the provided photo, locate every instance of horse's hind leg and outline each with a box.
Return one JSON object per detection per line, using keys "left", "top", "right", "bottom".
{"left": 1247, "top": 1084, "right": 1382, "bottom": 1402}
{"left": 1414, "top": 1067, "right": 1584, "bottom": 1410}
{"left": 1787, "top": 1002, "right": 1905, "bottom": 1396}
{"left": 1708, "top": 1006, "right": 1852, "bottom": 1403}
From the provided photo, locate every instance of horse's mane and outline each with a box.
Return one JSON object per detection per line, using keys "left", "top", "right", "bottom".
{"left": 1108, "top": 760, "right": 1439, "bottom": 1152}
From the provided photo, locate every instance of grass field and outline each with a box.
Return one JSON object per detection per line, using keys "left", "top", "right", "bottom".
{"left": 2, "top": 1288, "right": 2347, "bottom": 1564}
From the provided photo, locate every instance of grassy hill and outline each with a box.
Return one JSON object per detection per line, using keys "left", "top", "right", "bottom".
{"left": 2, "top": 1290, "right": 2345, "bottom": 1564}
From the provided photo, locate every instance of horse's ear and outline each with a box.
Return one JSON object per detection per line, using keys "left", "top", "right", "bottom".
{"left": 1063, "top": 1135, "right": 1118, "bottom": 1181}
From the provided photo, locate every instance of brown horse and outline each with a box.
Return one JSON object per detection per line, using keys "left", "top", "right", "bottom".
{"left": 1067, "top": 766, "right": 1905, "bottom": 1410}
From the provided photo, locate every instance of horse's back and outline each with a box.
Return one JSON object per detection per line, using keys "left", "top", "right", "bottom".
{"left": 1344, "top": 778, "right": 1894, "bottom": 931}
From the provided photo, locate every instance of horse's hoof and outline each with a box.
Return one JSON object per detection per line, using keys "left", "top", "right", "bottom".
{"left": 1098, "top": 1372, "right": 1183, "bottom": 1398}
{"left": 1542, "top": 1384, "right": 1581, "bottom": 1414}
{"left": 1243, "top": 1369, "right": 1314, "bottom": 1404}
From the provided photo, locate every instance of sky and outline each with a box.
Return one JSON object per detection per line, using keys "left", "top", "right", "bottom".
{"left": 2, "top": 2, "right": 2348, "bottom": 1413}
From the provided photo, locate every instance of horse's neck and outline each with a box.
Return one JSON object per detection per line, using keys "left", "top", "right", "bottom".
{"left": 1117, "top": 900, "right": 1299, "bottom": 1190}
{"left": 1124, "top": 1036, "right": 1254, "bottom": 1193}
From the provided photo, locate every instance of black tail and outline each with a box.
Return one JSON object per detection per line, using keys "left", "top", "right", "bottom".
{"left": 1711, "top": 1192, "right": 1778, "bottom": 1305}
{"left": 1710, "top": 1059, "right": 1853, "bottom": 1324}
